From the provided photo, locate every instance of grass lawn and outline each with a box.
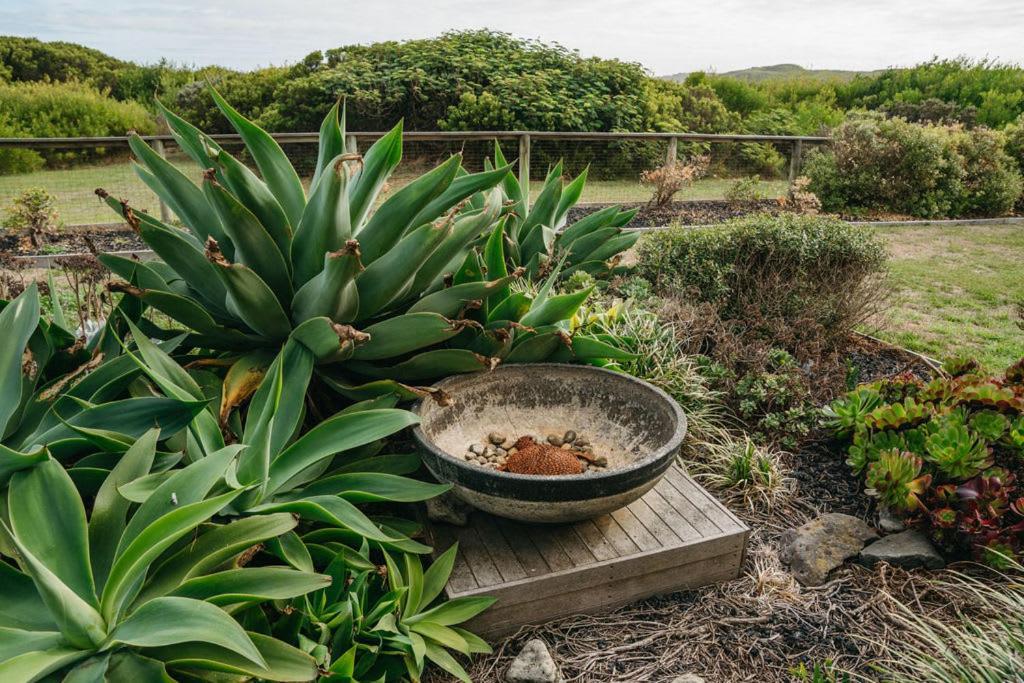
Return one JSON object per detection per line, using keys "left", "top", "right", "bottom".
{"left": 870, "top": 222, "right": 1024, "bottom": 371}
{"left": 0, "top": 157, "right": 789, "bottom": 226}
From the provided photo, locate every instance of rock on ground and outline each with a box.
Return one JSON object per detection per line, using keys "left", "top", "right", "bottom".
{"left": 506, "top": 638, "right": 561, "bottom": 683}
{"left": 424, "top": 492, "right": 472, "bottom": 526}
{"left": 780, "top": 513, "right": 879, "bottom": 586}
{"left": 877, "top": 506, "right": 907, "bottom": 534}
{"left": 859, "top": 529, "right": 945, "bottom": 570}
{"left": 671, "top": 675, "right": 706, "bottom": 683}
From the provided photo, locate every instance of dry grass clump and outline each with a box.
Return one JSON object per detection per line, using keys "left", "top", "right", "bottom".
{"left": 641, "top": 156, "right": 710, "bottom": 208}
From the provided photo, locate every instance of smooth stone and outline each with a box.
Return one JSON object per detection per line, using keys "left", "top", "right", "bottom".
{"left": 508, "top": 447, "right": 518, "bottom": 455}
{"left": 506, "top": 639, "right": 561, "bottom": 683}
{"left": 425, "top": 492, "right": 472, "bottom": 526}
{"left": 560, "top": 443, "right": 572, "bottom": 450}
{"left": 469, "top": 443, "right": 486, "bottom": 456}
{"left": 780, "top": 513, "right": 879, "bottom": 586}
{"left": 859, "top": 530, "right": 945, "bottom": 570}
{"left": 489, "top": 432, "right": 506, "bottom": 445}
{"left": 593, "top": 456, "right": 608, "bottom": 467}
{"left": 563, "top": 430, "right": 577, "bottom": 443}
{"left": 547, "top": 434, "right": 563, "bottom": 447}
{"left": 496, "top": 447, "right": 508, "bottom": 457}
{"left": 575, "top": 436, "right": 589, "bottom": 447}
{"left": 672, "top": 676, "right": 706, "bottom": 683}
{"left": 878, "top": 506, "right": 906, "bottom": 534}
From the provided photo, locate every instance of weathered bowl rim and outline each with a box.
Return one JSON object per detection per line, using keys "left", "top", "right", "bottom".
{"left": 411, "top": 363, "right": 688, "bottom": 488}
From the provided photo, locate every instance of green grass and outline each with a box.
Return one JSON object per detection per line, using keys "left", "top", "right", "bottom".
{"left": 0, "top": 158, "right": 789, "bottom": 226}
{"left": 870, "top": 223, "right": 1024, "bottom": 371}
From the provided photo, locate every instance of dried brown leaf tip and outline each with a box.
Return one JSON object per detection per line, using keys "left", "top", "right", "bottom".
{"left": 205, "top": 237, "right": 229, "bottom": 266}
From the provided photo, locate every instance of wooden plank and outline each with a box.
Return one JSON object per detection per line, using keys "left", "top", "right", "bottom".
{"left": 666, "top": 467, "right": 747, "bottom": 534}
{"left": 610, "top": 506, "right": 661, "bottom": 552}
{"left": 625, "top": 496, "right": 685, "bottom": 545}
{"left": 549, "top": 525, "right": 599, "bottom": 567}
{"left": 430, "top": 524, "right": 478, "bottom": 593}
{"left": 589, "top": 512, "right": 638, "bottom": 557}
{"left": 474, "top": 515, "right": 528, "bottom": 583}
{"left": 467, "top": 549, "right": 744, "bottom": 638}
{"left": 456, "top": 526, "right": 505, "bottom": 589}
{"left": 571, "top": 519, "right": 619, "bottom": 562}
{"left": 495, "top": 518, "right": 552, "bottom": 579}
{"left": 660, "top": 467, "right": 729, "bottom": 536}
{"left": 645, "top": 484, "right": 703, "bottom": 542}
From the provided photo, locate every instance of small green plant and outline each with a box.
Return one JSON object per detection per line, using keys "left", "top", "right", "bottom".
{"left": 2, "top": 187, "right": 61, "bottom": 247}
{"left": 826, "top": 358, "right": 1024, "bottom": 565}
{"left": 724, "top": 176, "right": 765, "bottom": 202}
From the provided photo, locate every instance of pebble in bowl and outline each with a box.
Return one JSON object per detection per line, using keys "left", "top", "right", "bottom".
{"left": 412, "top": 363, "right": 687, "bottom": 523}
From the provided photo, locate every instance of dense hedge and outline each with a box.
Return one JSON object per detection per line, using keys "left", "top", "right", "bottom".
{"left": 804, "top": 115, "right": 1023, "bottom": 218}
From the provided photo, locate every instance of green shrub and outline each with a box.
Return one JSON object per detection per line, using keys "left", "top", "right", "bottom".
{"left": 2, "top": 187, "right": 61, "bottom": 234}
{"left": 724, "top": 176, "right": 766, "bottom": 202}
{"left": 0, "top": 113, "right": 43, "bottom": 174}
{"left": 636, "top": 213, "right": 888, "bottom": 339}
{"left": 804, "top": 116, "right": 965, "bottom": 218}
{"left": 0, "top": 81, "right": 156, "bottom": 172}
{"left": 951, "top": 127, "right": 1023, "bottom": 216}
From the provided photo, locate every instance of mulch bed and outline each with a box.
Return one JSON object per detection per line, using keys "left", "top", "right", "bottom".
{"left": 2, "top": 224, "right": 145, "bottom": 257}
{"left": 566, "top": 199, "right": 785, "bottom": 229}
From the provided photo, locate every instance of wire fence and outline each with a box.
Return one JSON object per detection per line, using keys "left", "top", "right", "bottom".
{"left": 0, "top": 131, "right": 829, "bottom": 229}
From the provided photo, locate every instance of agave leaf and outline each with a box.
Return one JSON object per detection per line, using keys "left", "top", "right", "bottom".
{"left": 519, "top": 162, "right": 563, "bottom": 241}
{"left": 406, "top": 596, "right": 496, "bottom": 626}
{"left": 555, "top": 204, "right": 620, "bottom": 250}
{"left": 504, "top": 331, "right": 564, "bottom": 363}
{"left": 219, "top": 352, "right": 273, "bottom": 425}
{"left": 410, "top": 162, "right": 513, "bottom": 229}
{"left": 203, "top": 175, "right": 293, "bottom": 303}
{"left": 311, "top": 99, "right": 345, "bottom": 191}
{"left": 109, "top": 596, "right": 266, "bottom": 668}
{"left": 0, "top": 284, "right": 39, "bottom": 437}
{"left": 346, "top": 349, "right": 496, "bottom": 382}
{"left": 408, "top": 190, "right": 504, "bottom": 295}
{"left": 156, "top": 99, "right": 220, "bottom": 169}
{"left": 263, "top": 530, "right": 315, "bottom": 573}
{"left": 128, "top": 135, "right": 220, "bottom": 245}
{"left": 423, "top": 640, "right": 471, "bottom": 683}
{"left": 7, "top": 459, "right": 98, "bottom": 608}
{"left": 549, "top": 335, "right": 639, "bottom": 362}
{"left": 169, "top": 567, "right": 329, "bottom": 605}
{"left": 483, "top": 218, "right": 510, "bottom": 308}
{"left": 291, "top": 153, "right": 352, "bottom": 288}
{"left": 88, "top": 429, "right": 159, "bottom": 588}
{"left": 213, "top": 259, "right": 293, "bottom": 339}
{"left": 452, "top": 626, "right": 492, "bottom": 654}
{"left": 210, "top": 86, "right": 306, "bottom": 227}
{"left": 418, "top": 544, "right": 458, "bottom": 614}
{"left": 246, "top": 496, "right": 399, "bottom": 542}
{"left": 357, "top": 155, "right": 462, "bottom": 264}
{"left": 350, "top": 313, "right": 469, "bottom": 361}
{"left": 291, "top": 241, "right": 362, "bottom": 324}
{"left": 355, "top": 222, "right": 451, "bottom": 320}
{"left": 317, "top": 373, "right": 435, "bottom": 402}
{"left": 0, "top": 562, "right": 56, "bottom": 631}
{"left": 265, "top": 409, "right": 419, "bottom": 497}
{"left": 146, "top": 631, "right": 317, "bottom": 682}
{"left": 101, "top": 489, "right": 243, "bottom": 623}
{"left": 554, "top": 167, "right": 587, "bottom": 229}
{"left": 521, "top": 287, "right": 592, "bottom": 328}
{"left": 287, "top": 472, "right": 449, "bottom": 504}
{"left": 562, "top": 226, "right": 620, "bottom": 264}
{"left": 210, "top": 146, "right": 293, "bottom": 256}
{"left": 0, "top": 648, "right": 90, "bottom": 683}
{"left": 140, "top": 513, "right": 298, "bottom": 603}
{"left": 408, "top": 276, "right": 520, "bottom": 318}
{"left": 579, "top": 230, "right": 641, "bottom": 263}
{"left": 0, "top": 443, "right": 47, "bottom": 486}
{"left": 348, "top": 121, "right": 403, "bottom": 229}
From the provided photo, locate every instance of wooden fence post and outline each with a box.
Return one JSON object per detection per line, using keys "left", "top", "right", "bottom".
{"left": 666, "top": 136, "right": 678, "bottom": 167}
{"left": 519, "top": 133, "right": 531, "bottom": 213}
{"left": 788, "top": 139, "right": 803, "bottom": 185}
{"left": 149, "top": 138, "right": 172, "bottom": 223}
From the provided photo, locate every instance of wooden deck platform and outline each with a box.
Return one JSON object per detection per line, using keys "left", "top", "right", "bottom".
{"left": 425, "top": 463, "right": 749, "bottom": 639}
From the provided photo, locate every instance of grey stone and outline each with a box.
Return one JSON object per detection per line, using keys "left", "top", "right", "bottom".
{"left": 877, "top": 506, "right": 906, "bottom": 533}
{"left": 506, "top": 639, "right": 561, "bottom": 683}
{"left": 489, "top": 431, "right": 506, "bottom": 445}
{"left": 672, "top": 676, "right": 706, "bottom": 683}
{"left": 563, "top": 430, "right": 577, "bottom": 443}
{"left": 860, "top": 530, "right": 945, "bottom": 570}
{"left": 546, "top": 434, "right": 563, "bottom": 447}
{"left": 780, "top": 513, "right": 879, "bottom": 586}
{"left": 425, "top": 492, "right": 472, "bottom": 526}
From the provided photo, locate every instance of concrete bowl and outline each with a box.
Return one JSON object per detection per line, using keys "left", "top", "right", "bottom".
{"left": 412, "top": 363, "right": 687, "bottom": 523}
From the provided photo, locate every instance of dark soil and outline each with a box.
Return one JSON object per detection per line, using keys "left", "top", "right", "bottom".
{"left": 2, "top": 225, "right": 146, "bottom": 257}
{"left": 567, "top": 198, "right": 785, "bottom": 228}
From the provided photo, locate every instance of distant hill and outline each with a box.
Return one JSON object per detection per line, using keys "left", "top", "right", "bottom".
{"left": 663, "top": 63, "right": 882, "bottom": 83}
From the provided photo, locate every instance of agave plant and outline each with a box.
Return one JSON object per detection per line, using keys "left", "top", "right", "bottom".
{"left": 487, "top": 143, "right": 639, "bottom": 280}
{"left": 1, "top": 285, "right": 202, "bottom": 482}
{"left": 117, "top": 317, "right": 448, "bottom": 552}
{"left": 97, "top": 90, "right": 628, "bottom": 402}
{"left": 923, "top": 416, "right": 992, "bottom": 480}
{"left": 865, "top": 449, "right": 932, "bottom": 513}
{"left": 279, "top": 543, "right": 492, "bottom": 682}
{"left": 0, "top": 432, "right": 326, "bottom": 682}
{"left": 822, "top": 387, "right": 882, "bottom": 439}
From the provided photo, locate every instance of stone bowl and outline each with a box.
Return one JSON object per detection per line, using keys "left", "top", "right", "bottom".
{"left": 412, "top": 363, "right": 687, "bottom": 523}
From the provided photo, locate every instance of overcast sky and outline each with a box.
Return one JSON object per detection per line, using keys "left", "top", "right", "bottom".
{"left": 3, "top": 0, "right": 1021, "bottom": 75}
